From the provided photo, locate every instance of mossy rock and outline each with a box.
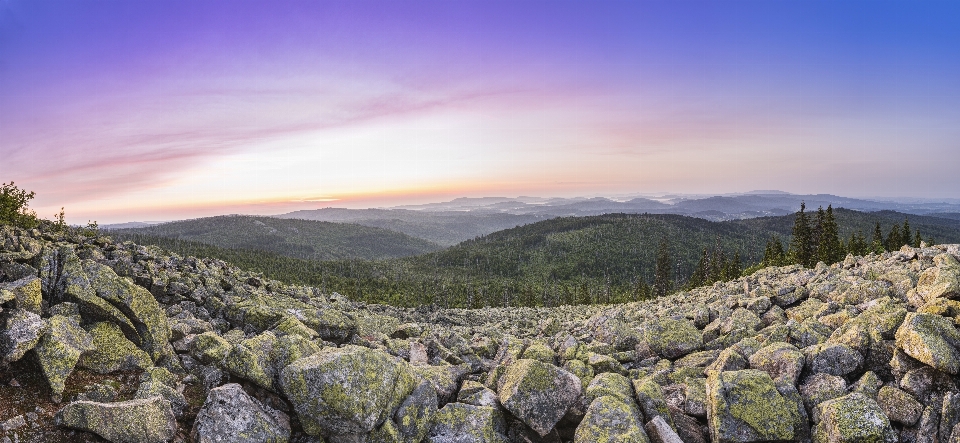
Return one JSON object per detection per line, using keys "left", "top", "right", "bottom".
{"left": 272, "top": 315, "right": 319, "bottom": 340}
{"left": 804, "top": 343, "right": 863, "bottom": 377}
{"left": 223, "top": 331, "right": 279, "bottom": 391}
{"left": 497, "top": 358, "right": 583, "bottom": 436}
{"left": 391, "top": 379, "right": 438, "bottom": 443}
{"left": 279, "top": 345, "right": 422, "bottom": 438}
{"left": 643, "top": 317, "right": 703, "bottom": 359}
{"left": 0, "top": 275, "right": 42, "bottom": 314}
{"left": 747, "top": 342, "right": 804, "bottom": 386}
{"left": 584, "top": 372, "right": 633, "bottom": 404}
{"left": 426, "top": 403, "right": 508, "bottom": 443}
{"left": 290, "top": 308, "right": 358, "bottom": 343}
{"left": 0, "top": 308, "right": 46, "bottom": 364}
{"left": 457, "top": 380, "right": 500, "bottom": 408}
{"left": 632, "top": 376, "right": 673, "bottom": 427}
{"left": 191, "top": 331, "right": 233, "bottom": 365}
{"left": 191, "top": 383, "right": 291, "bottom": 443}
{"left": 35, "top": 314, "right": 95, "bottom": 401}
{"left": 916, "top": 253, "right": 960, "bottom": 302}
{"left": 705, "top": 369, "right": 800, "bottom": 443}
{"left": 876, "top": 386, "right": 922, "bottom": 426}
{"left": 82, "top": 260, "right": 174, "bottom": 362}
{"left": 521, "top": 341, "right": 556, "bottom": 364}
{"left": 813, "top": 393, "right": 897, "bottom": 443}
{"left": 55, "top": 396, "right": 177, "bottom": 443}
{"left": 78, "top": 321, "right": 152, "bottom": 374}
{"left": 574, "top": 395, "right": 649, "bottom": 443}
{"left": 894, "top": 312, "right": 960, "bottom": 374}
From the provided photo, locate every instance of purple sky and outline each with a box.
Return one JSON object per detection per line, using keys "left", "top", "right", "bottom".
{"left": 2, "top": 0, "right": 959, "bottom": 223}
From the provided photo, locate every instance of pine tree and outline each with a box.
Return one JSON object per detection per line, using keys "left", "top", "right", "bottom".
{"left": 726, "top": 252, "right": 742, "bottom": 280}
{"left": 914, "top": 230, "right": 922, "bottom": 248}
{"left": 902, "top": 218, "right": 911, "bottom": 247}
{"left": 817, "top": 205, "right": 843, "bottom": 264}
{"left": 886, "top": 224, "right": 902, "bottom": 252}
{"left": 653, "top": 239, "right": 673, "bottom": 298}
{"left": 788, "top": 202, "right": 814, "bottom": 267}
{"left": 689, "top": 248, "right": 710, "bottom": 289}
{"left": 811, "top": 206, "right": 826, "bottom": 261}
{"left": 872, "top": 222, "right": 885, "bottom": 254}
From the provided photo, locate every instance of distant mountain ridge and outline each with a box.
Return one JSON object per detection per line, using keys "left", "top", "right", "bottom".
{"left": 109, "top": 215, "right": 442, "bottom": 261}
{"left": 276, "top": 191, "right": 960, "bottom": 245}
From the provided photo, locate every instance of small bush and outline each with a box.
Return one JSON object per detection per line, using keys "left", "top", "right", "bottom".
{"left": 0, "top": 181, "right": 39, "bottom": 228}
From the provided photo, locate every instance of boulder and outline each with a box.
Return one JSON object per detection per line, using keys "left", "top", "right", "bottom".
{"left": 643, "top": 318, "right": 703, "bottom": 359}
{"left": 633, "top": 376, "right": 673, "bottom": 426}
{"left": 78, "top": 322, "right": 152, "bottom": 374}
{"left": 813, "top": 393, "right": 896, "bottom": 443}
{"left": 895, "top": 312, "right": 960, "bottom": 374}
{"left": 457, "top": 380, "right": 500, "bottom": 408}
{"left": 747, "top": 342, "right": 804, "bottom": 386}
{"left": 497, "top": 358, "right": 582, "bottom": 436}
{"left": 35, "top": 314, "right": 95, "bottom": 401}
{"left": 574, "top": 395, "right": 649, "bottom": 443}
{"left": 190, "top": 331, "right": 233, "bottom": 365}
{"left": 799, "top": 373, "right": 846, "bottom": 415}
{"left": 876, "top": 386, "right": 922, "bottom": 426}
{"left": 427, "top": 403, "right": 508, "bottom": 443}
{"left": 705, "top": 369, "right": 800, "bottom": 443}
{"left": 646, "top": 415, "right": 684, "bottom": 443}
{"left": 191, "top": 383, "right": 291, "bottom": 443}
{"left": 55, "top": 396, "right": 177, "bottom": 443}
{"left": 584, "top": 372, "right": 633, "bottom": 404}
{"left": 804, "top": 343, "right": 863, "bottom": 377}
{"left": 390, "top": 379, "right": 439, "bottom": 443}
{"left": 0, "top": 275, "right": 42, "bottom": 314}
{"left": 0, "top": 308, "right": 46, "bottom": 364}
{"left": 222, "top": 331, "right": 279, "bottom": 391}
{"left": 82, "top": 261, "right": 174, "bottom": 362}
{"left": 916, "top": 254, "right": 960, "bottom": 302}
{"left": 279, "top": 345, "right": 429, "bottom": 439}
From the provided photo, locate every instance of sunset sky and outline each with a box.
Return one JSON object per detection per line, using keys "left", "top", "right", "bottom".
{"left": 2, "top": 0, "right": 959, "bottom": 223}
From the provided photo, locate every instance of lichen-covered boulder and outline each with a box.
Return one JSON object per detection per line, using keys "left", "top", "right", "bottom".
{"left": 521, "top": 342, "right": 556, "bottom": 364}
{"left": 388, "top": 379, "right": 439, "bottom": 443}
{"left": 876, "top": 386, "right": 922, "bottom": 426}
{"left": 82, "top": 260, "right": 174, "bottom": 362}
{"left": 813, "top": 393, "right": 897, "bottom": 443}
{"left": 35, "top": 314, "right": 95, "bottom": 401}
{"left": 705, "top": 369, "right": 800, "bottom": 443}
{"left": 287, "top": 307, "right": 357, "bottom": 343}
{"left": 427, "top": 403, "right": 508, "bottom": 443}
{"left": 0, "top": 275, "right": 42, "bottom": 314}
{"left": 191, "top": 383, "right": 290, "bottom": 443}
{"left": 804, "top": 343, "right": 863, "bottom": 377}
{"left": 458, "top": 380, "right": 500, "bottom": 408}
{"left": 894, "top": 312, "right": 960, "bottom": 374}
{"left": 646, "top": 415, "right": 685, "bottom": 443}
{"left": 916, "top": 254, "right": 960, "bottom": 302}
{"left": 574, "top": 395, "right": 649, "bottom": 443}
{"left": 633, "top": 376, "right": 673, "bottom": 427}
{"left": 747, "top": 342, "right": 804, "bottom": 386}
{"left": 497, "top": 358, "right": 583, "bottom": 436}
{"left": 78, "top": 322, "right": 152, "bottom": 374}
{"left": 643, "top": 318, "right": 703, "bottom": 359}
{"left": 0, "top": 308, "right": 46, "bottom": 364}
{"left": 191, "top": 331, "right": 233, "bottom": 365}
{"left": 55, "top": 396, "right": 177, "bottom": 443}
{"left": 279, "top": 345, "right": 427, "bottom": 439}
{"left": 223, "top": 331, "right": 279, "bottom": 391}
{"left": 799, "top": 373, "right": 847, "bottom": 420}
{"left": 584, "top": 372, "right": 633, "bottom": 404}
{"left": 413, "top": 363, "right": 470, "bottom": 405}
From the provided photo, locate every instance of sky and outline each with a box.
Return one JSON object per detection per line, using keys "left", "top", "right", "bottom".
{"left": 1, "top": 0, "right": 959, "bottom": 224}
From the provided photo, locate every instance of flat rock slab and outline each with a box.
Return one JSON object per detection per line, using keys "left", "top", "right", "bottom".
{"left": 55, "top": 396, "right": 177, "bottom": 443}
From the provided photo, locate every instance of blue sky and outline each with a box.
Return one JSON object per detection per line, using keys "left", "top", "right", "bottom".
{"left": 1, "top": 0, "right": 959, "bottom": 223}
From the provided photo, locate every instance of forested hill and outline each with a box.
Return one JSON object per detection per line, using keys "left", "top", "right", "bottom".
{"left": 730, "top": 208, "right": 960, "bottom": 244}
{"left": 108, "top": 210, "right": 960, "bottom": 309}
{"left": 109, "top": 215, "right": 443, "bottom": 261}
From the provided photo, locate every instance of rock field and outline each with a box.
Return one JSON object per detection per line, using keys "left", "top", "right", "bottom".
{"left": 2, "top": 224, "right": 960, "bottom": 442}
